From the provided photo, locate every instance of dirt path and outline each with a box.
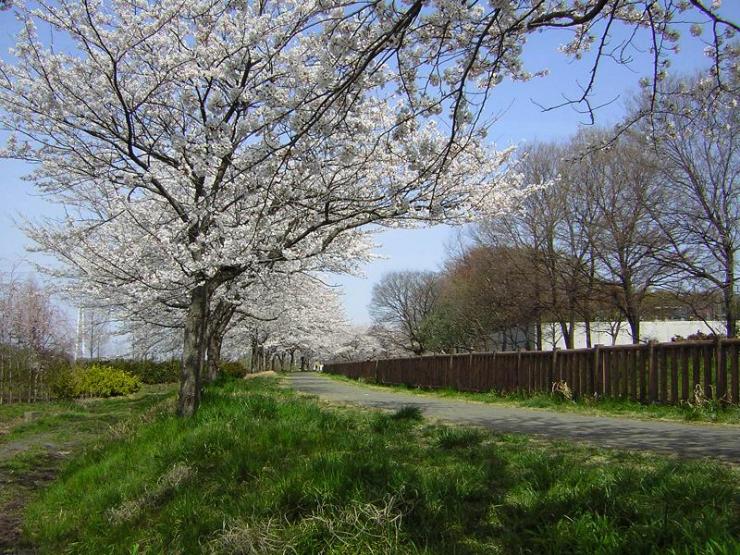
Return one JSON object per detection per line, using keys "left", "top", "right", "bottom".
{"left": 0, "top": 385, "right": 175, "bottom": 554}
{"left": 0, "top": 449, "right": 63, "bottom": 554}
{"left": 286, "top": 373, "right": 740, "bottom": 463}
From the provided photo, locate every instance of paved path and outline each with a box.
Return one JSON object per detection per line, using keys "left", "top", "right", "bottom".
{"left": 285, "top": 373, "right": 740, "bottom": 463}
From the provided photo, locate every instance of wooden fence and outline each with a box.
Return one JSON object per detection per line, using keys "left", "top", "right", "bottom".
{"left": 324, "top": 338, "right": 740, "bottom": 405}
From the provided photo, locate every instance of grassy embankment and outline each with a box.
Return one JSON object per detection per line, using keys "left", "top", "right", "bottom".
{"left": 325, "top": 373, "right": 740, "bottom": 425}
{"left": 0, "top": 384, "right": 176, "bottom": 551}
{"left": 12, "top": 376, "right": 740, "bottom": 554}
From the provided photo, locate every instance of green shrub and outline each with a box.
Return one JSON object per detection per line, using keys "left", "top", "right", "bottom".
{"left": 80, "top": 359, "right": 180, "bottom": 384}
{"left": 53, "top": 364, "right": 141, "bottom": 399}
{"left": 220, "top": 360, "right": 248, "bottom": 378}
{"left": 49, "top": 367, "right": 77, "bottom": 399}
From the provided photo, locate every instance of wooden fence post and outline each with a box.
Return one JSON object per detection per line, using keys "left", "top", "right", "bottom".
{"left": 731, "top": 342, "right": 739, "bottom": 404}
{"left": 550, "top": 348, "right": 558, "bottom": 390}
{"left": 648, "top": 341, "right": 657, "bottom": 403}
{"left": 704, "top": 343, "right": 713, "bottom": 399}
{"left": 469, "top": 352, "right": 474, "bottom": 391}
{"left": 516, "top": 349, "right": 522, "bottom": 392}
{"left": 491, "top": 351, "right": 497, "bottom": 391}
{"left": 715, "top": 336, "right": 725, "bottom": 400}
{"left": 592, "top": 345, "right": 601, "bottom": 397}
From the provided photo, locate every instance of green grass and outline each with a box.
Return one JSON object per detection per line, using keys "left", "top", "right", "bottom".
{"left": 0, "top": 384, "right": 177, "bottom": 552}
{"left": 325, "top": 374, "right": 740, "bottom": 425}
{"left": 21, "top": 377, "right": 740, "bottom": 554}
{"left": 0, "top": 384, "right": 176, "bottom": 448}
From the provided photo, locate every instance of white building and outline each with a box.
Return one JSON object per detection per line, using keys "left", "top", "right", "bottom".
{"left": 543, "top": 320, "right": 726, "bottom": 350}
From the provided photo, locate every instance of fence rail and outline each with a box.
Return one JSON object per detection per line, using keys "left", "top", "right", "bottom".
{"left": 324, "top": 338, "right": 740, "bottom": 405}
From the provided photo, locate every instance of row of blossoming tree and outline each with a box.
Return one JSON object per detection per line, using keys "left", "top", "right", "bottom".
{"left": 0, "top": 0, "right": 735, "bottom": 415}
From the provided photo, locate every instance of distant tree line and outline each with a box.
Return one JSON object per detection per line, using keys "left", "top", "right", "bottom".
{"left": 369, "top": 76, "right": 738, "bottom": 354}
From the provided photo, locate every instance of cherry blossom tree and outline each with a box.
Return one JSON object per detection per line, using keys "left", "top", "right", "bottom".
{"left": 1, "top": 0, "right": 519, "bottom": 415}
{"left": 222, "top": 273, "right": 352, "bottom": 370}
{"left": 330, "top": 326, "right": 391, "bottom": 362}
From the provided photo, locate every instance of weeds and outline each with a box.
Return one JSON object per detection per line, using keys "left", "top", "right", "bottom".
{"left": 108, "top": 463, "right": 195, "bottom": 524}
{"left": 435, "top": 427, "right": 485, "bottom": 449}
{"left": 208, "top": 518, "right": 284, "bottom": 554}
{"left": 551, "top": 380, "right": 573, "bottom": 402}
{"left": 683, "top": 384, "right": 725, "bottom": 422}
{"left": 390, "top": 405, "right": 423, "bottom": 421}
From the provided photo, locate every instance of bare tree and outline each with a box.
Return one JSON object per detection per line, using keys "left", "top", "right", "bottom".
{"left": 642, "top": 78, "right": 739, "bottom": 337}
{"left": 76, "top": 306, "right": 113, "bottom": 359}
{"left": 475, "top": 144, "right": 559, "bottom": 348}
{"left": 0, "top": 271, "right": 72, "bottom": 354}
{"left": 476, "top": 142, "right": 602, "bottom": 349}
{"left": 369, "top": 271, "right": 440, "bottom": 355}
{"left": 577, "top": 131, "right": 672, "bottom": 343}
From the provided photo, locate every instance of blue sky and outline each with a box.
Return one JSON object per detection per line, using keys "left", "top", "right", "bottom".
{"left": 1, "top": 4, "right": 737, "bottom": 324}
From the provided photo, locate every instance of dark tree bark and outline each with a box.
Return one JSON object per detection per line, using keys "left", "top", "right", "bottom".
{"left": 535, "top": 318, "right": 543, "bottom": 351}
{"left": 723, "top": 248, "right": 736, "bottom": 337}
{"left": 178, "top": 284, "right": 209, "bottom": 417}
{"left": 559, "top": 320, "right": 575, "bottom": 349}
{"left": 204, "top": 301, "right": 237, "bottom": 383}
{"left": 206, "top": 333, "right": 224, "bottom": 383}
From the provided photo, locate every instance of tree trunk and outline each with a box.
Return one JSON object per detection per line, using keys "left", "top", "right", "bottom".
{"left": 625, "top": 294, "right": 641, "bottom": 344}
{"left": 204, "top": 301, "right": 236, "bottom": 384}
{"left": 206, "top": 333, "right": 223, "bottom": 383}
{"left": 627, "top": 317, "right": 640, "bottom": 345}
{"left": 559, "top": 321, "right": 574, "bottom": 349}
{"left": 584, "top": 319, "right": 592, "bottom": 348}
{"left": 621, "top": 276, "right": 641, "bottom": 345}
{"left": 250, "top": 337, "right": 263, "bottom": 373}
{"left": 178, "top": 284, "right": 209, "bottom": 417}
{"left": 724, "top": 249, "right": 736, "bottom": 337}
{"left": 535, "top": 317, "right": 543, "bottom": 351}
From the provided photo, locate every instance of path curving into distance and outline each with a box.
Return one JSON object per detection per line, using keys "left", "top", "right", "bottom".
{"left": 285, "top": 373, "right": 740, "bottom": 463}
